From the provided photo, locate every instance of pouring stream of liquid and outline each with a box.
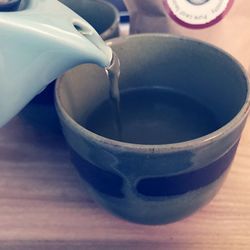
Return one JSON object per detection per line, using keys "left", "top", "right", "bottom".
{"left": 105, "top": 52, "right": 122, "bottom": 140}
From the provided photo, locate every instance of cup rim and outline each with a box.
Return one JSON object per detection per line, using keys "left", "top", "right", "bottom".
{"left": 55, "top": 33, "right": 250, "bottom": 153}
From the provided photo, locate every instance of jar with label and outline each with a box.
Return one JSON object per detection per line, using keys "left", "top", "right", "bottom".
{"left": 124, "top": 0, "right": 250, "bottom": 72}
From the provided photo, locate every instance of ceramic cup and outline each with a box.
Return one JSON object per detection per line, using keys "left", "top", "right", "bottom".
{"left": 55, "top": 34, "right": 250, "bottom": 225}
{"left": 60, "top": 0, "right": 120, "bottom": 40}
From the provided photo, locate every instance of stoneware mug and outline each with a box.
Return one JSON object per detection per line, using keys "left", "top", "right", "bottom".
{"left": 55, "top": 34, "right": 250, "bottom": 225}
{"left": 59, "top": 0, "right": 120, "bottom": 40}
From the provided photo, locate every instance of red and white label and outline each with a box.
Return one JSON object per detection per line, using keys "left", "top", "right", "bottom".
{"left": 163, "top": 0, "right": 234, "bottom": 29}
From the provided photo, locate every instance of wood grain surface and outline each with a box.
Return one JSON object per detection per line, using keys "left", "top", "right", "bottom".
{"left": 0, "top": 103, "right": 249, "bottom": 250}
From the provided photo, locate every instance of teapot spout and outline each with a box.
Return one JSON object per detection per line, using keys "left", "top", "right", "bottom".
{"left": 0, "top": 0, "right": 113, "bottom": 127}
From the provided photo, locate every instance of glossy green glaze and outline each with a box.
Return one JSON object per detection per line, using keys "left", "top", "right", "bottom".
{"left": 0, "top": 0, "right": 112, "bottom": 127}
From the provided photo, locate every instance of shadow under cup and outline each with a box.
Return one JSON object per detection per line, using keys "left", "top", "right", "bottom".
{"left": 55, "top": 35, "right": 250, "bottom": 225}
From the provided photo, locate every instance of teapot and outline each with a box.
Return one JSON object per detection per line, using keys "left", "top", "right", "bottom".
{"left": 0, "top": 0, "right": 113, "bottom": 127}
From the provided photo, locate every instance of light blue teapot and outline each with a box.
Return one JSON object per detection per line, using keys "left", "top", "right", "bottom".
{"left": 0, "top": 0, "right": 113, "bottom": 127}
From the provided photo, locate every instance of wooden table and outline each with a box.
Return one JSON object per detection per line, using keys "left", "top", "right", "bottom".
{"left": 0, "top": 101, "right": 249, "bottom": 250}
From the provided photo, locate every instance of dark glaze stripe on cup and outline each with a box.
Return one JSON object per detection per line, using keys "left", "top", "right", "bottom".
{"left": 70, "top": 141, "right": 238, "bottom": 199}
{"left": 71, "top": 150, "right": 125, "bottom": 198}
{"left": 136, "top": 141, "right": 238, "bottom": 197}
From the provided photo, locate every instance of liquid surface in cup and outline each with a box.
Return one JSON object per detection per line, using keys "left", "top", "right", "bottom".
{"left": 84, "top": 87, "right": 220, "bottom": 144}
